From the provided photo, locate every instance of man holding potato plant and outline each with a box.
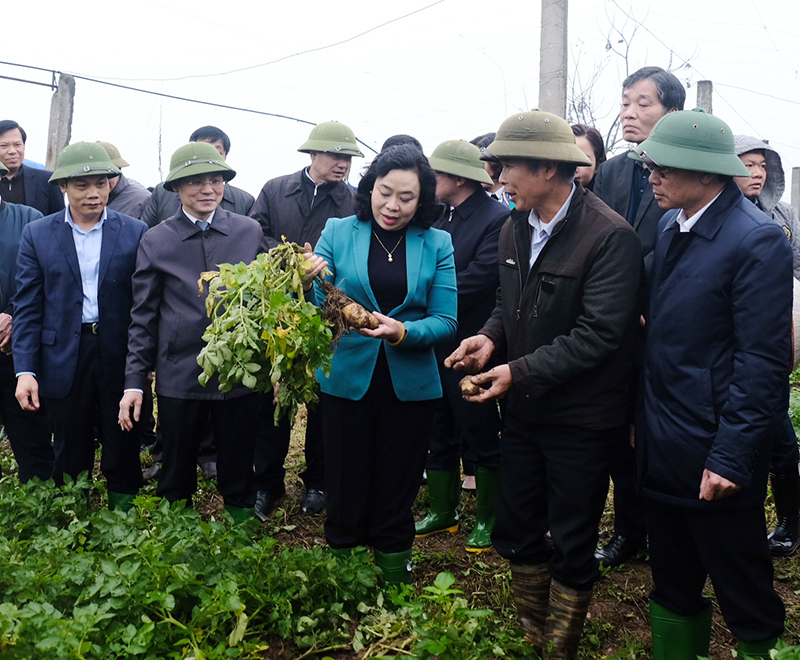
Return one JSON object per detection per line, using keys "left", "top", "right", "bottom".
{"left": 117, "top": 141, "right": 325, "bottom": 522}
{"left": 445, "top": 110, "right": 644, "bottom": 659}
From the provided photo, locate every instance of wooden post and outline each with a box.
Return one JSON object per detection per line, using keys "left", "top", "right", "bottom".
{"left": 792, "top": 167, "right": 799, "bottom": 221}
{"left": 46, "top": 74, "right": 75, "bottom": 170}
{"left": 538, "top": 0, "right": 568, "bottom": 118}
{"left": 696, "top": 80, "right": 713, "bottom": 114}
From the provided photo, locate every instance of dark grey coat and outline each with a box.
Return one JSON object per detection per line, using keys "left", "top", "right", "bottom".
{"left": 124, "top": 208, "right": 272, "bottom": 399}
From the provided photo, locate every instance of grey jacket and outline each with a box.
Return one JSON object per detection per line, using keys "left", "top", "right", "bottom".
{"left": 734, "top": 134, "right": 800, "bottom": 278}
{"left": 107, "top": 174, "right": 151, "bottom": 219}
{"left": 141, "top": 182, "right": 255, "bottom": 228}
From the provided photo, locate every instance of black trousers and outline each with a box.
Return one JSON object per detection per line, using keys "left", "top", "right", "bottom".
{"left": 157, "top": 394, "right": 259, "bottom": 508}
{"left": 769, "top": 411, "right": 799, "bottom": 470}
{"left": 0, "top": 353, "right": 53, "bottom": 482}
{"left": 647, "top": 500, "right": 784, "bottom": 642}
{"left": 254, "top": 394, "right": 325, "bottom": 495}
{"left": 492, "top": 411, "right": 623, "bottom": 590}
{"left": 426, "top": 364, "right": 501, "bottom": 471}
{"left": 321, "top": 356, "right": 433, "bottom": 553}
{"left": 45, "top": 333, "right": 141, "bottom": 494}
{"left": 607, "top": 429, "right": 647, "bottom": 540}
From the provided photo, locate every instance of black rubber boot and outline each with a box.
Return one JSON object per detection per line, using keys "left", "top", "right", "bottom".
{"left": 768, "top": 463, "right": 800, "bottom": 557}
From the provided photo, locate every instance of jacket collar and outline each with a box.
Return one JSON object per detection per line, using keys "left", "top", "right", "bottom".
{"left": 170, "top": 207, "right": 233, "bottom": 240}
{"left": 665, "top": 180, "right": 743, "bottom": 242}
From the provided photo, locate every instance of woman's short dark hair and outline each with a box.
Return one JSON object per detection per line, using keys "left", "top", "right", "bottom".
{"left": 380, "top": 134, "right": 423, "bottom": 153}
{"left": 571, "top": 124, "right": 607, "bottom": 167}
{"left": 355, "top": 144, "right": 443, "bottom": 229}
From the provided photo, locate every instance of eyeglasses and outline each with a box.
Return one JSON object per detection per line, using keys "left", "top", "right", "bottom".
{"left": 183, "top": 175, "right": 225, "bottom": 190}
{"left": 631, "top": 145, "right": 675, "bottom": 178}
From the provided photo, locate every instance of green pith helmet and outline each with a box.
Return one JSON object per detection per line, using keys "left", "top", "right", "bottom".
{"left": 297, "top": 121, "right": 364, "bottom": 157}
{"left": 628, "top": 108, "right": 749, "bottom": 177}
{"left": 48, "top": 142, "right": 121, "bottom": 184}
{"left": 96, "top": 141, "right": 129, "bottom": 168}
{"left": 482, "top": 110, "right": 591, "bottom": 165}
{"left": 429, "top": 139, "right": 493, "bottom": 184}
{"left": 163, "top": 142, "right": 236, "bottom": 191}
{"left": 0, "top": 160, "right": 7, "bottom": 175}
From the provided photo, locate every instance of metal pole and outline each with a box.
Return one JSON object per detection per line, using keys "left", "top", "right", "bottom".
{"left": 792, "top": 166, "right": 799, "bottom": 221}
{"left": 539, "top": 0, "right": 568, "bottom": 118}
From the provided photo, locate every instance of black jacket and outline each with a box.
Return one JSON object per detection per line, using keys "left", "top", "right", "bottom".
{"left": 249, "top": 169, "right": 355, "bottom": 245}
{"left": 433, "top": 189, "right": 508, "bottom": 351}
{"left": 593, "top": 151, "right": 666, "bottom": 265}
{"left": 480, "top": 184, "right": 644, "bottom": 429}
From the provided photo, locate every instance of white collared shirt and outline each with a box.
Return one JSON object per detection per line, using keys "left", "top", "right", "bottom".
{"left": 65, "top": 206, "right": 107, "bottom": 323}
{"left": 674, "top": 191, "right": 723, "bottom": 233}
{"left": 528, "top": 183, "right": 576, "bottom": 269}
{"left": 183, "top": 207, "right": 216, "bottom": 226}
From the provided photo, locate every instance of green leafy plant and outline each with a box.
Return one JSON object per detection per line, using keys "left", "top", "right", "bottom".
{"left": 196, "top": 241, "right": 333, "bottom": 423}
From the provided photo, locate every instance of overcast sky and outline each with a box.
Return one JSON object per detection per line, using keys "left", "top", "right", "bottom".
{"left": 3, "top": 0, "right": 800, "bottom": 201}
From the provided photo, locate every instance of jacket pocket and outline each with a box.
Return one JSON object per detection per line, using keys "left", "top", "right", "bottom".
{"left": 166, "top": 317, "right": 182, "bottom": 362}
{"left": 41, "top": 328, "right": 56, "bottom": 346}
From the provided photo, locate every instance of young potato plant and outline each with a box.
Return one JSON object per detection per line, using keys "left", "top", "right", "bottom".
{"left": 197, "top": 241, "right": 333, "bottom": 424}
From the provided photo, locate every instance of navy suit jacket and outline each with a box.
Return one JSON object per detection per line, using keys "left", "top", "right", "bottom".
{"left": 12, "top": 209, "right": 147, "bottom": 399}
{"left": 21, "top": 165, "right": 65, "bottom": 217}
{"left": 639, "top": 182, "right": 792, "bottom": 509}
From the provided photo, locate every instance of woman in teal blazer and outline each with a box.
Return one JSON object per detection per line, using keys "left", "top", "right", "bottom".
{"left": 314, "top": 144, "right": 457, "bottom": 583}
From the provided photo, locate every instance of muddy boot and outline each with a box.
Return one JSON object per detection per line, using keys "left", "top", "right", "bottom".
{"left": 415, "top": 469, "right": 460, "bottom": 537}
{"left": 374, "top": 549, "right": 413, "bottom": 585}
{"left": 542, "top": 579, "right": 592, "bottom": 659}
{"left": 107, "top": 492, "right": 136, "bottom": 512}
{"left": 768, "top": 464, "right": 800, "bottom": 557}
{"left": 510, "top": 563, "right": 551, "bottom": 655}
{"left": 738, "top": 637, "right": 780, "bottom": 659}
{"left": 649, "top": 600, "right": 711, "bottom": 660}
{"left": 465, "top": 467, "right": 500, "bottom": 552}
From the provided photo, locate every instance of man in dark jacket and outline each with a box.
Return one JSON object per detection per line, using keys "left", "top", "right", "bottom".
{"left": 141, "top": 126, "right": 254, "bottom": 228}
{"left": 446, "top": 110, "right": 644, "bottom": 659}
{"left": 118, "top": 142, "right": 274, "bottom": 523}
{"left": 591, "top": 66, "right": 686, "bottom": 568}
{"left": 0, "top": 160, "right": 53, "bottom": 482}
{"left": 415, "top": 139, "right": 507, "bottom": 551}
{"left": 249, "top": 120, "right": 363, "bottom": 519}
{"left": 13, "top": 143, "right": 147, "bottom": 509}
{"left": 0, "top": 120, "right": 65, "bottom": 216}
{"left": 636, "top": 109, "right": 788, "bottom": 659}
{"left": 97, "top": 141, "right": 151, "bottom": 219}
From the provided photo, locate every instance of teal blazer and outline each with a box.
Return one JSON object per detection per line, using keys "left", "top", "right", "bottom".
{"left": 314, "top": 215, "right": 457, "bottom": 402}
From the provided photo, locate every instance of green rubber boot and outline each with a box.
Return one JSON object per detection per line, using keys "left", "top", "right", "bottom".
{"left": 415, "top": 469, "right": 460, "bottom": 537}
{"left": 329, "top": 546, "right": 367, "bottom": 560}
{"left": 649, "top": 600, "right": 712, "bottom": 660}
{"left": 224, "top": 505, "right": 255, "bottom": 524}
{"left": 737, "top": 637, "right": 780, "bottom": 659}
{"left": 107, "top": 492, "right": 136, "bottom": 512}
{"left": 465, "top": 467, "right": 500, "bottom": 552}
{"left": 374, "top": 549, "right": 413, "bottom": 585}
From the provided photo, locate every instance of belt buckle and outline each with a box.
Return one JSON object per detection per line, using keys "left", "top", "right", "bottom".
{"left": 90, "top": 322, "right": 98, "bottom": 335}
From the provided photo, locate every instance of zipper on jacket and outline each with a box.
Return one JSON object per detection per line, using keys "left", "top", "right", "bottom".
{"left": 533, "top": 275, "right": 543, "bottom": 318}
{"left": 310, "top": 184, "right": 319, "bottom": 210}
{"left": 514, "top": 228, "right": 524, "bottom": 320}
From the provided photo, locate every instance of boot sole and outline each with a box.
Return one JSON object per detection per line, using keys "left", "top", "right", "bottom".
{"left": 415, "top": 524, "right": 459, "bottom": 538}
{"left": 465, "top": 544, "right": 491, "bottom": 553}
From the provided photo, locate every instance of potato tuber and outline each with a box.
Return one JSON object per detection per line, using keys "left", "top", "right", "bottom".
{"left": 459, "top": 376, "right": 481, "bottom": 397}
{"left": 342, "top": 302, "right": 380, "bottom": 330}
